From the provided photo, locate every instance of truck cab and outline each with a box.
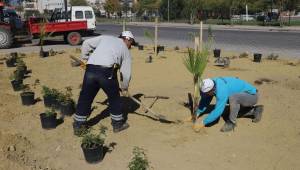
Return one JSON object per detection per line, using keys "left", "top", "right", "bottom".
{"left": 70, "top": 6, "right": 96, "bottom": 32}
{"left": 50, "top": 6, "right": 96, "bottom": 33}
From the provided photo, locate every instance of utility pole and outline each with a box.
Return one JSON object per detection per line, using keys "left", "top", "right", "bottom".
{"left": 167, "top": 0, "right": 169, "bottom": 22}
{"left": 64, "top": 0, "right": 68, "bottom": 21}
{"left": 246, "top": 4, "right": 248, "bottom": 21}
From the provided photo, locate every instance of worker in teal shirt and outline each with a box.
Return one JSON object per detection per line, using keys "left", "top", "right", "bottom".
{"left": 193, "top": 77, "right": 263, "bottom": 132}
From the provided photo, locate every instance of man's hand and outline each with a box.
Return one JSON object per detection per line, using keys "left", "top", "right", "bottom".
{"left": 192, "top": 118, "right": 205, "bottom": 133}
{"left": 121, "top": 89, "right": 129, "bottom": 97}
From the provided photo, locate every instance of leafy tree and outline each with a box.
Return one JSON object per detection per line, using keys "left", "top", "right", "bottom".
{"left": 135, "top": 0, "right": 160, "bottom": 17}
{"left": 285, "top": 0, "right": 300, "bottom": 25}
{"left": 104, "top": 0, "right": 121, "bottom": 18}
{"left": 182, "top": 0, "right": 203, "bottom": 24}
{"left": 69, "top": 0, "right": 88, "bottom": 6}
{"left": 159, "top": 0, "right": 184, "bottom": 20}
{"left": 183, "top": 47, "right": 210, "bottom": 118}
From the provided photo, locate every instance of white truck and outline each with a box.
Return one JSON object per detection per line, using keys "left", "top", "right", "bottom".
{"left": 50, "top": 6, "right": 96, "bottom": 34}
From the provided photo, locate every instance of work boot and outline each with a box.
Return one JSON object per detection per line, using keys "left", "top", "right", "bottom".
{"left": 113, "top": 121, "right": 129, "bottom": 133}
{"left": 73, "top": 121, "right": 89, "bottom": 136}
{"left": 252, "top": 105, "right": 264, "bottom": 123}
{"left": 220, "top": 121, "right": 236, "bottom": 132}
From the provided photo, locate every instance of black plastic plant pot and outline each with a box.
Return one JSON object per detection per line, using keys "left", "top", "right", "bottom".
{"left": 138, "top": 45, "right": 144, "bottom": 50}
{"left": 43, "top": 95, "right": 54, "bottom": 108}
{"left": 213, "top": 49, "right": 221, "bottom": 58}
{"left": 60, "top": 101, "right": 75, "bottom": 116}
{"left": 14, "top": 70, "right": 25, "bottom": 80}
{"left": 20, "top": 92, "right": 35, "bottom": 105}
{"left": 18, "top": 65, "right": 27, "bottom": 73}
{"left": 254, "top": 53, "right": 262, "bottom": 62}
{"left": 40, "top": 113, "right": 57, "bottom": 129}
{"left": 53, "top": 99, "right": 61, "bottom": 110}
{"left": 6, "top": 60, "right": 15, "bottom": 67}
{"left": 158, "top": 46, "right": 165, "bottom": 52}
{"left": 40, "top": 51, "right": 49, "bottom": 58}
{"left": 81, "top": 144, "right": 104, "bottom": 163}
{"left": 11, "top": 79, "right": 23, "bottom": 91}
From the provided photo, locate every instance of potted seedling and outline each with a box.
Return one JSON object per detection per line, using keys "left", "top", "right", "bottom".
{"left": 144, "top": 29, "right": 164, "bottom": 54}
{"left": 5, "top": 53, "right": 18, "bottom": 67}
{"left": 59, "top": 86, "right": 75, "bottom": 116}
{"left": 40, "top": 108, "right": 57, "bottom": 129}
{"left": 42, "top": 86, "right": 54, "bottom": 107}
{"left": 183, "top": 47, "right": 209, "bottom": 120}
{"left": 128, "top": 147, "right": 150, "bottom": 170}
{"left": 9, "top": 71, "right": 23, "bottom": 91}
{"left": 16, "top": 58, "right": 27, "bottom": 75}
{"left": 81, "top": 126, "right": 107, "bottom": 163}
{"left": 239, "top": 52, "right": 249, "bottom": 58}
{"left": 20, "top": 85, "right": 35, "bottom": 106}
{"left": 213, "top": 49, "right": 221, "bottom": 58}
{"left": 39, "top": 17, "right": 54, "bottom": 58}
{"left": 253, "top": 53, "right": 262, "bottom": 62}
{"left": 138, "top": 45, "right": 144, "bottom": 50}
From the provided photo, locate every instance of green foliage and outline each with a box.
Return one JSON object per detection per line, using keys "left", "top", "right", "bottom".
{"left": 45, "top": 108, "right": 56, "bottom": 117}
{"left": 39, "top": 16, "right": 55, "bottom": 47}
{"left": 267, "top": 53, "right": 279, "bottom": 60}
{"left": 58, "top": 86, "right": 74, "bottom": 104}
{"left": 69, "top": 0, "right": 88, "bottom": 6}
{"left": 183, "top": 48, "right": 209, "bottom": 79}
{"left": 21, "top": 84, "right": 32, "bottom": 93}
{"left": 143, "top": 29, "right": 155, "bottom": 44}
{"left": 207, "top": 25, "right": 214, "bottom": 43}
{"left": 159, "top": 0, "right": 184, "bottom": 20}
{"left": 128, "top": 147, "right": 149, "bottom": 170}
{"left": 239, "top": 52, "right": 249, "bottom": 58}
{"left": 10, "top": 69, "right": 23, "bottom": 81}
{"left": 183, "top": 47, "right": 210, "bottom": 112}
{"left": 81, "top": 125, "right": 107, "bottom": 148}
{"left": 104, "top": 0, "right": 121, "bottom": 17}
{"left": 42, "top": 86, "right": 51, "bottom": 97}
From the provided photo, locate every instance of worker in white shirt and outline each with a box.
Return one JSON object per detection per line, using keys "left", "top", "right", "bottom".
{"left": 73, "top": 31, "right": 136, "bottom": 135}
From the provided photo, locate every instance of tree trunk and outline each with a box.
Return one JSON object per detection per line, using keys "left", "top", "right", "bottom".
{"left": 193, "top": 75, "right": 200, "bottom": 116}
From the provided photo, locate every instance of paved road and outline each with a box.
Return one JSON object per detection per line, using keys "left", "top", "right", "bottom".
{"left": 1, "top": 23, "right": 299, "bottom": 58}
{"left": 97, "top": 23, "right": 300, "bottom": 58}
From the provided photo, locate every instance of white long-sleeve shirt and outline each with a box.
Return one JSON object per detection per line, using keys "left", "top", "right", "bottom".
{"left": 81, "top": 35, "right": 132, "bottom": 90}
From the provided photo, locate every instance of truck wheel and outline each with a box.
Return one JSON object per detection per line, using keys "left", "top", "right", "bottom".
{"left": 67, "top": 32, "right": 81, "bottom": 46}
{"left": 0, "top": 27, "right": 13, "bottom": 49}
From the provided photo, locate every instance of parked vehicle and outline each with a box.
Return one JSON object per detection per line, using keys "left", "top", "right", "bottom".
{"left": 50, "top": 6, "right": 96, "bottom": 33}
{"left": 0, "top": 3, "right": 90, "bottom": 49}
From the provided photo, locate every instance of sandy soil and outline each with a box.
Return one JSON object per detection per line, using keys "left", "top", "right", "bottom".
{"left": 0, "top": 47, "right": 300, "bottom": 170}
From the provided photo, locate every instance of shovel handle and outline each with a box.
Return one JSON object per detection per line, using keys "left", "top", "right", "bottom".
{"left": 127, "top": 94, "right": 163, "bottom": 120}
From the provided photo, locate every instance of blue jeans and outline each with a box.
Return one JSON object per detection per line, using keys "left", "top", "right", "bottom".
{"left": 74, "top": 64, "right": 122, "bottom": 126}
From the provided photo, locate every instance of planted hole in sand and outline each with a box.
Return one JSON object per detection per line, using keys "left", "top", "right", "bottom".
{"left": 254, "top": 78, "right": 278, "bottom": 85}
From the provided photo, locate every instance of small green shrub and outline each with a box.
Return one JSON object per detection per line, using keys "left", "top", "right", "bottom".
{"left": 45, "top": 108, "right": 55, "bottom": 117}
{"left": 81, "top": 125, "right": 107, "bottom": 148}
{"left": 128, "top": 147, "right": 149, "bottom": 170}
{"left": 267, "top": 53, "right": 279, "bottom": 60}
{"left": 239, "top": 52, "right": 249, "bottom": 58}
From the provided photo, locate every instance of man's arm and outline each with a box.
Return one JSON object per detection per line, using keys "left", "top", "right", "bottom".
{"left": 81, "top": 36, "right": 102, "bottom": 60}
{"left": 119, "top": 49, "right": 132, "bottom": 90}
{"left": 196, "top": 93, "right": 213, "bottom": 116}
{"left": 203, "top": 94, "right": 228, "bottom": 125}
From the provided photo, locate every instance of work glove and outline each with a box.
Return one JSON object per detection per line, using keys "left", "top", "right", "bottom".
{"left": 121, "top": 89, "right": 129, "bottom": 97}
{"left": 195, "top": 109, "right": 202, "bottom": 117}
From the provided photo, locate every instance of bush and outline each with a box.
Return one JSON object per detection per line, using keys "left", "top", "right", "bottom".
{"left": 81, "top": 126, "right": 107, "bottom": 148}
{"left": 128, "top": 147, "right": 149, "bottom": 170}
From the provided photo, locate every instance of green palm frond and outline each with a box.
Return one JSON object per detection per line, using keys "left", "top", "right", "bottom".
{"left": 143, "top": 29, "right": 154, "bottom": 44}
{"left": 183, "top": 47, "right": 209, "bottom": 78}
